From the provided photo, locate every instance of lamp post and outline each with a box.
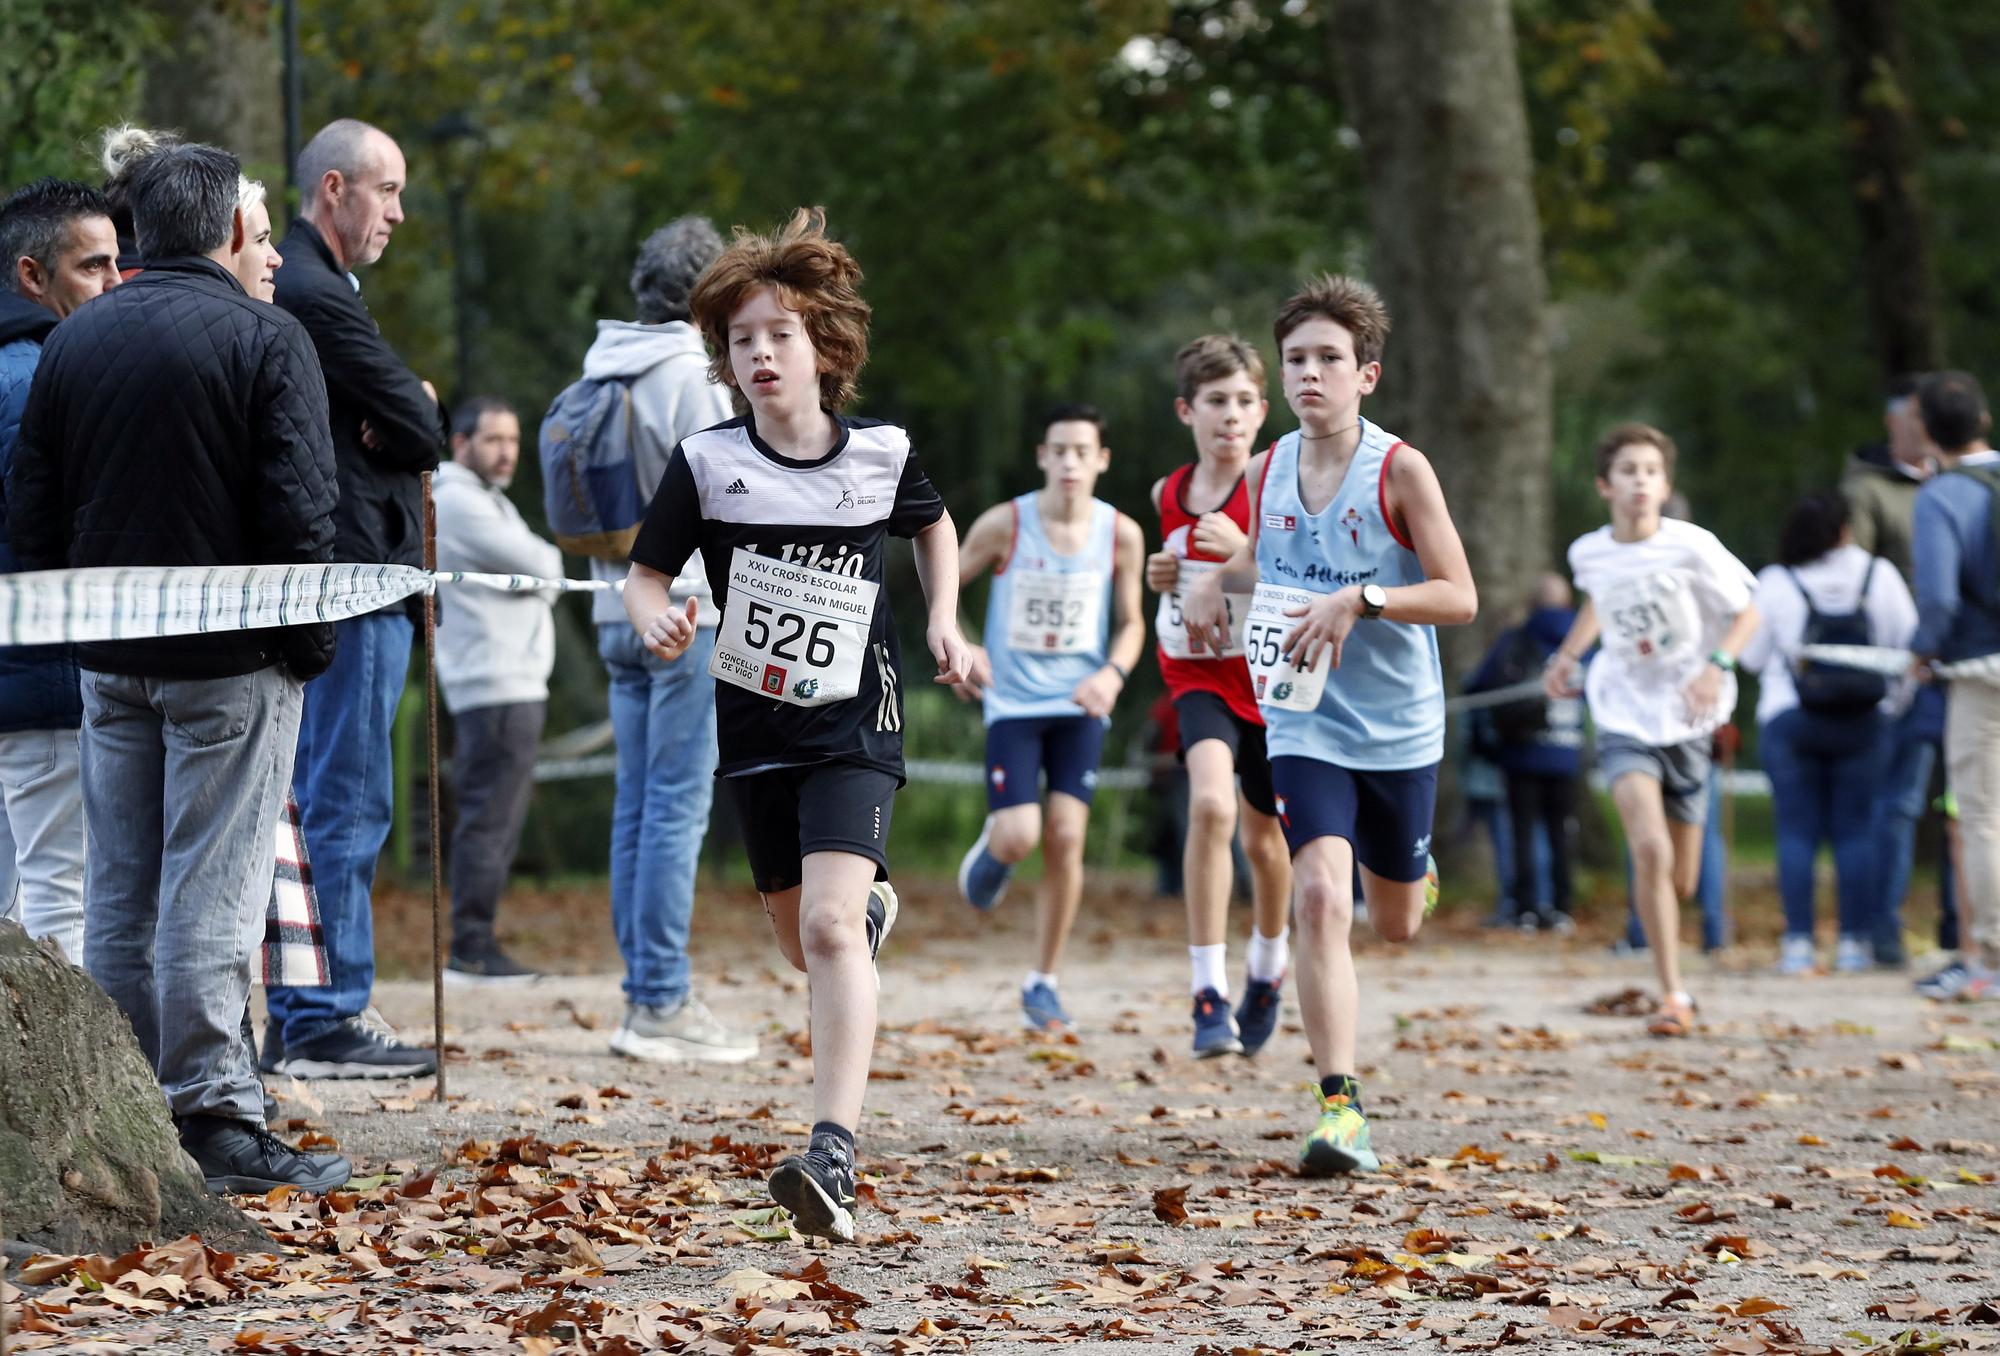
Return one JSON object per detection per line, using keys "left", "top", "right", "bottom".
{"left": 428, "top": 112, "right": 487, "bottom": 404}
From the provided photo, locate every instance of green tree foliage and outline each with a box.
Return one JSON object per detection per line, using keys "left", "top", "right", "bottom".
{"left": 0, "top": 1, "right": 158, "bottom": 187}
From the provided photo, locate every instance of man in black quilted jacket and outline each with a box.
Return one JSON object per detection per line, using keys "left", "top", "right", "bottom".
{"left": 6, "top": 143, "right": 350, "bottom": 1194}
{"left": 265, "top": 118, "right": 446, "bottom": 1081}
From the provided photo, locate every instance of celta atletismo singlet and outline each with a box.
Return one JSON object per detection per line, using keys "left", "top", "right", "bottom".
{"left": 1254, "top": 421, "right": 1443, "bottom": 770}
{"left": 981, "top": 492, "right": 1117, "bottom": 724}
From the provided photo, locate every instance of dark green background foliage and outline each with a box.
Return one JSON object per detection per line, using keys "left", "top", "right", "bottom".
{"left": 16, "top": 0, "right": 2000, "bottom": 875}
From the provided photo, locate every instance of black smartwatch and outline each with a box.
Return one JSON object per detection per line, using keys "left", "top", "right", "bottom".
{"left": 1359, "top": 583, "right": 1388, "bottom": 620}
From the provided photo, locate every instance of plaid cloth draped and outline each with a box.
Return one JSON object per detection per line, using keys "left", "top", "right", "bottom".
{"left": 260, "top": 790, "right": 326, "bottom": 987}
{"left": 0, "top": 563, "right": 611, "bottom": 647}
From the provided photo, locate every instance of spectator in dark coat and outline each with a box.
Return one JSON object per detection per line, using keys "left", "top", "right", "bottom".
{"left": 1467, "top": 574, "right": 1584, "bottom": 932}
{"left": 264, "top": 117, "right": 446, "bottom": 1080}
{"left": 0, "top": 178, "right": 119, "bottom": 962}
{"left": 6, "top": 143, "right": 348, "bottom": 1193}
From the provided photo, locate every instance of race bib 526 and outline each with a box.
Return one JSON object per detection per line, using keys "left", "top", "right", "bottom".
{"left": 710, "top": 547, "right": 878, "bottom": 706}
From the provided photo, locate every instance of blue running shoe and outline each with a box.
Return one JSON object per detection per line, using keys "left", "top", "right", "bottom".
{"left": 1191, "top": 988, "right": 1242, "bottom": 1058}
{"left": 1021, "top": 980, "right": 1073, "bottom": 1033}
{"left": 957, "top": 820, "right": 1013, "bottom": 912}
{"left": 1235, "top": 974, "right": 1284, "bottom": 1057}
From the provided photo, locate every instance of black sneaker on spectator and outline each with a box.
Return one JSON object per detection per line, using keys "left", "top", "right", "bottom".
{"left": 178, "top": 1114, "right": 350, "bottom": 1193}
{"left": 258, "top": 1019, "right": 286, "bottom": 1075}
{"left": 281, "top": 1014, "right": 437, "bottom": 1079}
{"left": 444, "top": 949, "right": 543, "bottom": 988}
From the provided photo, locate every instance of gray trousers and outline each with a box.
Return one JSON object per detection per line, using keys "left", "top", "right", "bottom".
{"left": 448, "top": 699, "right": 545, "bottom": 960}
{"left": 80, "top": 666, "right": 302, "bottom": 1122}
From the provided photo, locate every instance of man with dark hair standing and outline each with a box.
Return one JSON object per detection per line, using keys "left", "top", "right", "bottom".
{"left": 0, "top": 178, "right": 120, "bottom": 963}
{"left": 572, "top": 217, "right": 753, "bottom": 1062}
{"left": 1911, "top": 371, "right": 2000, "bottom": 1003}
{"left": 7, "top": 143, "right": 348, "bottom": 1191}
{"left": 1844, "top": 376, "right": 1954, "bottom": 967}
{"left": 433, "top": 394, "right": 558, "bottom": 984}
{"left": 266, "top": 117, "right": 445, "bottom": 1079}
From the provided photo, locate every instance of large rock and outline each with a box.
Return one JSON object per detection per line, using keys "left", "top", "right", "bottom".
{"left": 0, "top": 922, "right": 263, "bottom": 1254}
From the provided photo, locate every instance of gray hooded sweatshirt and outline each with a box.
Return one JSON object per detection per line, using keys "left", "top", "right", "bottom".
{"left": 581, "top": 319, "right": 733, "bottom": 626}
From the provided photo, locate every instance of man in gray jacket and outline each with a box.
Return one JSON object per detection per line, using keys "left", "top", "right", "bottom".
{"left": 585, "top": 218, "right": 753, "bottom": 1062}
{"left": 434, "top": 395, "right": 560, "bottom": 984}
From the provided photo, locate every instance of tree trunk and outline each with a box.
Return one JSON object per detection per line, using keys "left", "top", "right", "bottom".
{"left": 1324, "top": 0, "right": 1555, "bottom": 673}
{"left": 1827, "top": 0, "right": 1946, "bottom": 378}
{"left": 140, "top": 1, "right": 284, "bottom": 178}
{"left": 0, "top": 924, "right": 264, "bottom": 1256}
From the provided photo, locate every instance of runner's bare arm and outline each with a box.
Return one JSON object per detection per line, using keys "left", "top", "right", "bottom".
{"left": 1682, "top": 600, "right": 1760, "bottom": 719}
{"left": 1544, "top": 597, "right": 1598, "bottom": 699}
{"left": 1072, "top": 514, "right": 1148, "bottom": 718}
{"left": 1378, "top": 445, "right": 1477, "bottom": 626}
{"left": 623, "top": 561, "right": 696, "bottom": 661}
{"left": 958, "top": 502, "right": 1015, "bottom": 583}
{"left": 916, "top": 512, "right": 973, "bottom": 686}
{"left": 1145, "top": 476, "right": 1178, "bottom": 593}
{"left": 1183, "top": 449, "right": 1267, "bottom": 648}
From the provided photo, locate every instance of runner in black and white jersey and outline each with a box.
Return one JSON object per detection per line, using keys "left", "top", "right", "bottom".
{"left": 635, "top": 412, "right": 946, "bottom": 780}
{"left": 622, "top": 208, "right": 970, "bottom": 1244}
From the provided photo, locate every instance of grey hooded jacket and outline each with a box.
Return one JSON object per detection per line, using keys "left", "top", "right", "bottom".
{"left": 580, "top": 319, "right": 732, "bottom": 627}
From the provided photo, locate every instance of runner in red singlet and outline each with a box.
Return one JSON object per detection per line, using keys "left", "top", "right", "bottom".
{"left": 1145, "top": 335, "right": 1293, "bottom": 1059}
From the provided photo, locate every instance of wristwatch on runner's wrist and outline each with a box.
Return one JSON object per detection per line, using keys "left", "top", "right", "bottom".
{"left": 1707, "top": 649, "right": 1736, "bottom": 673}
{"left": 1359, "top": 584, "right": 1387, "bottom": 620}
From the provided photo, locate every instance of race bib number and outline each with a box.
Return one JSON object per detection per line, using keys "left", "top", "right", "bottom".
{"left": 1244, "top": 584, "right": 1330, "bottom": 713}
{"left": 1005, "top": 568, "right": 1105, "bottom": 654}
{"left": 1157, "top": 559, "right": 1250, "bottom": 659}
{"left": 710, "top": 547, "right": 878, "bottom": 706}
{"left": 1598, "top": 573, "right": 1700, "bottom": 668}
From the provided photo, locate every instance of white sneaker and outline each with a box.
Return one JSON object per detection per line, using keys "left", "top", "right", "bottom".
{"left": 1833, "top": 935, "right": 1872, "bottom": 974}
{"left": 610, "top": 994, "right": 758, "bottom": 1064}
{"left": 1776, "top": 934, "right": 1816, "bottom": 976}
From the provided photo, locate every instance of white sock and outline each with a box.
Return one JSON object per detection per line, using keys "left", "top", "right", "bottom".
{"left": 1188, "top": 944, "right": 1228, "bottom": 996}
{"left": 1024, "top": 970, "right": 1058, "bottom": 993}
{"left": 1247, "top": 928, "right": 1290, "bottom": 983}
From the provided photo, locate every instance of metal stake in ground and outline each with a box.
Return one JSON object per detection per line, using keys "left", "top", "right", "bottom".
{"left": 423, "top": 471, "right": 447, "bottom": 1103}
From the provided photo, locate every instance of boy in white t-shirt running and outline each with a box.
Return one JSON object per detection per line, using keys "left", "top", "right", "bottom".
{"left": 1545, "top": 424, "right": 1759, "bottom": 1037}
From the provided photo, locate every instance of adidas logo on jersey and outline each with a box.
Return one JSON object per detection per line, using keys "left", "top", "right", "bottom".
{"left": 725, "top": 478, "right": 749, "bottom": 494}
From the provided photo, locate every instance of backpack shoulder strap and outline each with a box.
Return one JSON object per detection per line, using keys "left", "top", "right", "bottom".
{"left": 1783, "top": 565, "right": 1818, "bottom": 615}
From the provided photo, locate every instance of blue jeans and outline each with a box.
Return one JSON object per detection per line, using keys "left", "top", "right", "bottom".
{"left": 267, "top": 613, "right": 413, "bottom": 1046}
{"left": 1875, "top": 692, "right": 1956, "bottom": 953}
{"left": 80, "top": 666, "right": 302, "bottom": 1119}
{"left": 1624, "top": 775, "right": 1729, "bottom": 951}
{"left": 599, "top": 623, "right": 719, "bottom": 1009}
{"left": 1762, "top": 709, "right": 1884, "bottom": 937}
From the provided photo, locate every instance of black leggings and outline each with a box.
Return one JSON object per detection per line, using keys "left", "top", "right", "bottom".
{"left": 1504, "top": 770, "right": 1576, "bottom": 916}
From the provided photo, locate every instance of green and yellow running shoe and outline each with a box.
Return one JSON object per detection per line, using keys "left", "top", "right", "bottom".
{"left": 1299, "top": 1081, "right": 1380, "bottom": 1177}
{"left": 1423, "top": 853, "right": 1440, "bottom": 917}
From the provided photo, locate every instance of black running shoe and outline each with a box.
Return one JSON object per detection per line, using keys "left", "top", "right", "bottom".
{"left": 178, "top": 1114, "right": 351, "bottom": 1194}
{"left": 444, "top": 949, "right": 544, "bottom": 988}
{"left": 281, "top": 1014, "right": 436, "bottom": 1079}
{"left": 769, "top": 1137, "right": 858, "bottom": 1242}
{"left": 1235, "top": 974, "right": 1284, "bottom": 1057}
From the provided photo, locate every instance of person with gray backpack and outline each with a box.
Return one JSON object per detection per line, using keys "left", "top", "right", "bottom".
{"left": 1910, "top": 371, "right": 2000, "bottom": 1002}
{"left": 541, "top": 216, "right": 755, "bottom": 1063}
{"left": 1743, "top": 493, "right": 1915, "bottom": 976}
